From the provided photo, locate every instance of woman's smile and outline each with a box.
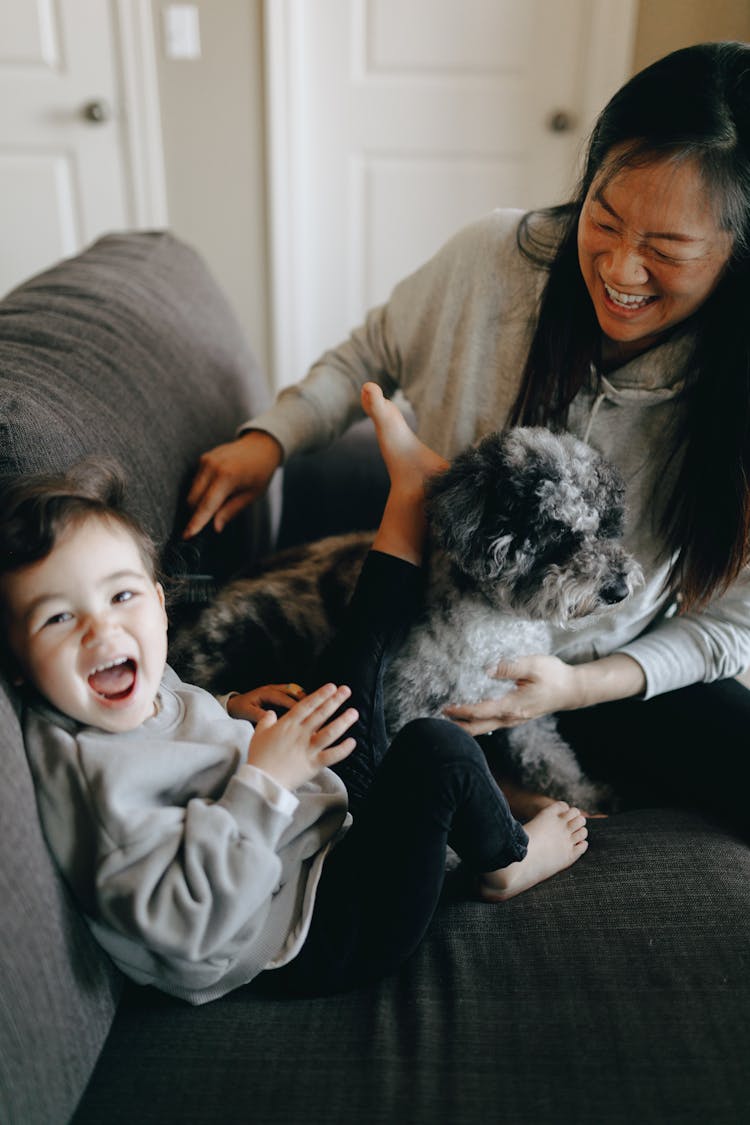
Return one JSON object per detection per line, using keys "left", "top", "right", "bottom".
{"left": 602, "top": 282, "right": 657, "bottom": 313}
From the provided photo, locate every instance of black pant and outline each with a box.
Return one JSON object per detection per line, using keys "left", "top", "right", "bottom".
{"left": 254, "top": 551, "right": 528, "bottom": 997}
{"left": 557, "top": 678, "right": 750, "bottom": 837}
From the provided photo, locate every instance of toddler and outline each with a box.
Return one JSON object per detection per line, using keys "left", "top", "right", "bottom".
{"left": 0, "top": 384, "right": 587, "bottom": 1003}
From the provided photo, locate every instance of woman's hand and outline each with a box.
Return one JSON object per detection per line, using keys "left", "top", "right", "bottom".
{"left": 183, "top": 429, "right": 283, "bottom": 539}
{"left": 228, "top": 682, "right": 307, "bottom": 724}
{"left": 443, "top": 652, "right": 646, "bottom": 736}
{"left": 246, "top": 683, "right": 358, "bottom": 791}
{"left": 443, "top": 655, "right": 581, "bottom": 735}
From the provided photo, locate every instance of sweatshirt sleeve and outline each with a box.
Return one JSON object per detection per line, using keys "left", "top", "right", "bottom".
{"left": 243, "top": 210, "right": 529, "bottom": 458}
{"left": 89, "top": 750, "right": 300, "bottom": 964}
{"left": 25, "top": 713, "right": 309, "bottom": 965}
{"left": 243, "top": 298, "right": 401, "bottom": 456}
{"left": 618, "top": 568, "right": 750, "bottom": 698}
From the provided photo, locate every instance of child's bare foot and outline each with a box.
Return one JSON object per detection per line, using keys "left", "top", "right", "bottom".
{"left": 361, "top": 382, "right": 448, "bottom": 492}
{"left": 477, "top": 802, "right": 589, "bottom": 902}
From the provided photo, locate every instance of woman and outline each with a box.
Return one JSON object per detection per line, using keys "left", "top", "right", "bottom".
{"left": 185, "top": 43, "right": 750, "bottom": 830}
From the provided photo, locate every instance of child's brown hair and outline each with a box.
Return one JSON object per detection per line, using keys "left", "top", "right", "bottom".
{"left": 0, "top": 459, "right": 158, "bottom": 591}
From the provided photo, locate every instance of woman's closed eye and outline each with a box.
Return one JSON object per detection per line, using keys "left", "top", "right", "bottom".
{"left": 595, "top": 219, "right": 618, "bottom": 234}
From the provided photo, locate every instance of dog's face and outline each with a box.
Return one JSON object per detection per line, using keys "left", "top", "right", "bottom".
{"left": 425, "top": 427, "right": 642, "bottom": 625}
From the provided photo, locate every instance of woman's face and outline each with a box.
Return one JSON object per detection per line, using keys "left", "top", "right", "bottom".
{"left": 577, "top": 154, "right": 734, "bottom": 365}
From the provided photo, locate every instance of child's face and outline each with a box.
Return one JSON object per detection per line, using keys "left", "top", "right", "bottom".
{"left": 2, "top": 515, "right": 168, "bottom": 732}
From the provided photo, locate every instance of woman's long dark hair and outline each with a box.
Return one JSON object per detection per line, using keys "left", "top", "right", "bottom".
{"left": 511, "top": 42, "right": 750, "bottom": 611}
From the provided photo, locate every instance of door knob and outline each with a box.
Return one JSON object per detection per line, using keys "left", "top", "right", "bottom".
{"left": 81, "top": 100, "right": 111, "bottom": 124}
{"left": 547, "top": 110, "right": 575, "bottom": 133}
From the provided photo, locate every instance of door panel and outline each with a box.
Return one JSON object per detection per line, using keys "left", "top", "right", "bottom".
{"left": 266, "top": 0, "right": 638, "bottom": 387}
{"left": 0, "top": 0, "right": 162, "bottom": 297}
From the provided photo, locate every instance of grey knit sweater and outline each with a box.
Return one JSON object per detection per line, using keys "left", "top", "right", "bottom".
{"left": 248, "top": 209, "right": 750, "bottom": 698}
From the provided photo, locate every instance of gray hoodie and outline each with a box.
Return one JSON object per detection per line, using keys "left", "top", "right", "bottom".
{"left": 246, "top": 209, "right": 750, "bottom": 698}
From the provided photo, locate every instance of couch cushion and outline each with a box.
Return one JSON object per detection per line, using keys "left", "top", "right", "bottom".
{"left": 0, "top": 676, "right": 121, "bottom": 1125}
{"left": 0, "top": 230, "right": 273, "bottom": 580}
{"left": 73, "top": 808, "right": 750, "bottom": 1125}
{"left": 0, "top": 232, "right": 274, "bottom": 1124}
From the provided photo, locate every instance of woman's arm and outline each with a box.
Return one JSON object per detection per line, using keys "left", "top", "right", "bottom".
{"left": 445, "top": 569, "right": 750, "bottom": 735}
{"left": 183, "top": 210, "right": 532, "bottom": 539}
{"left": 444, "top": 652, "right": 646, "bottom": 736}
{"left": 617, "top": 571, "right": 750, "bottom": 699}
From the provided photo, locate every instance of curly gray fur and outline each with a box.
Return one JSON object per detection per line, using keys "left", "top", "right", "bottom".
{"left": 171, "top": 426, "right": 642, "bottom": 810}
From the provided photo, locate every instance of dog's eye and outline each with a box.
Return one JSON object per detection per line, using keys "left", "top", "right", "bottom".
{"left": 535, "top": 532, "right": 581, "bottom": 568}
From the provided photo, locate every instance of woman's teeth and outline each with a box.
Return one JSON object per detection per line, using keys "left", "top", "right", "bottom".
{"left": 604, "top": 282, "right": 654, "bottom": 310}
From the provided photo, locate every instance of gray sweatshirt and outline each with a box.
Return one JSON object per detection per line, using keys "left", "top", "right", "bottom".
{"left": 24, "top": 667, "right": 349, "bottom": 1004}
{"left": 247, "top": 209, "right": 750, "bottom": 698}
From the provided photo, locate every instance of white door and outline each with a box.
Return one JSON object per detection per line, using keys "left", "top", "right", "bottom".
{"left": 266, "top": 0, "right": 638, "bottom": 388}
{"left": 0, "top": 0, "right": 165, "bottom": 297}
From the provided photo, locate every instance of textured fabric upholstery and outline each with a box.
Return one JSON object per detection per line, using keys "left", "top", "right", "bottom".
{"left": 73, "top": 810, "right": 750, "bottom": 1125}
{"left": 0, "top": 230, "right": 274, "bottom": 580}
{"left": 0, "top": 676, "right": 121, "bottom": 1125}
{"left": 0, "top": 232, "right": 272, "bottom": 1125}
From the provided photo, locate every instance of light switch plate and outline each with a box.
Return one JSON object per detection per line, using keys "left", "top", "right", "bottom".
{"left": 163, "top": 4, "right": 201, "bottom": 60}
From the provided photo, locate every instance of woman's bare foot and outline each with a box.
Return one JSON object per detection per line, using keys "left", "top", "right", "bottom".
{"left": 361, "top": 382, "right": 448, "bottom": 492}
{"left": 477, "top": 802, "right": 589, "bottom": 902}
{"left": 493, "top": 776, "right": 557, "bottom": 821}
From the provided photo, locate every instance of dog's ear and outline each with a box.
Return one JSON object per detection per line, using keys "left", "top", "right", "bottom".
{"left": 426, "top": 434, "right": 518, "bottom": 579}
{"left": 426, "top": 444, "right": 491, "bottom": 568}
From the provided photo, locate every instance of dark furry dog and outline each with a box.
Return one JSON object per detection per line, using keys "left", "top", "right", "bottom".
{"left": 171, "top": 427, "right": 642, "bottom": 808}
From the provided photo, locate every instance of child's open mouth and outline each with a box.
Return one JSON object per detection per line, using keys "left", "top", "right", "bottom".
{"left": 88, "top": 657, "right": 137, "bottom": 701}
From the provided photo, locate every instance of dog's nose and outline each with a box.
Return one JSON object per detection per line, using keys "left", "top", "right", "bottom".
{"left": 600, "top": 576, "right": 630, "bottom": 604}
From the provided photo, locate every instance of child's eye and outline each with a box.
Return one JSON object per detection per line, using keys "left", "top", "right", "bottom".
{"left": 44, "top": 611, "right": 72, "bottom": 627}
{"left": 112, "top": 590, "right": 135, "bottom": 604}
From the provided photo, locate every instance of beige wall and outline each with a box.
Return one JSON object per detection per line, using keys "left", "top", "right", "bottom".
{"left": 152, "top": 0, "right": 271, "bottom": 384}
{"left": 633, "top": 0, "right": 750, "bottom": 71}
{"left": 150, "top": 1, "right": 750, "bottom": 390}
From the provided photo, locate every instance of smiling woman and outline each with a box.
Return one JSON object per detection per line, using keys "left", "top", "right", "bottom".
{"left": 577, "top": 156, "right": 733, "bottom": 364}
{"left": 176, "top": 42, "right": 750, "bottom": 834}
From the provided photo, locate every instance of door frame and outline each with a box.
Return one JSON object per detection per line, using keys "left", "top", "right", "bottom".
{"left": 264, "top": 0, "right": 640, "bottom": 389}
{"left": 113, "top": 0, "right": 168, "bottom": 227}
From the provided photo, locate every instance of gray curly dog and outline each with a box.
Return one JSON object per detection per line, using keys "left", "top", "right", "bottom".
{"left": 171, "top": 426, "right": 642, "bottom": 810}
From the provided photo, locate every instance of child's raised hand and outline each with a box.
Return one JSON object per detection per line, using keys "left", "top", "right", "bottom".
{"left": 228, "top": 682, "right": 306, "bottom": 724}
{"left": 246, "top": 683, "right": 357, "bottom": 791}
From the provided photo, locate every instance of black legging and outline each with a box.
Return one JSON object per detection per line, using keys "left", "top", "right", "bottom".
{"left": 253, "top": 551, "right": 529, "bottom": 997}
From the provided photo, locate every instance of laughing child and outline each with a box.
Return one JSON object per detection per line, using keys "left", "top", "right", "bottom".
{"left": 0, "top": 384, "right": 587, "bottom": 1003}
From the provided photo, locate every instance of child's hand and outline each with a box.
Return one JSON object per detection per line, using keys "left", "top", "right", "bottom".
{"left": 247, "top": 683, "right": 357, "bottom": 791}
{"left": 228, "top": 682, "right": 306, "bottom": 724}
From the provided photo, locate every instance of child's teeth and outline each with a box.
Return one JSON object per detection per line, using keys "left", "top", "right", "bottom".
{"left": 94, "top": 657, "right": 128, "bottom": 672}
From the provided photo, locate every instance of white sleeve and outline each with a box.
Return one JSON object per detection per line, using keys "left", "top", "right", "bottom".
{"left": 93, "top": 767, "right": 296, "bottom": 962}
{"left": 618, "top": 569, "right": 750, "bottom": 698}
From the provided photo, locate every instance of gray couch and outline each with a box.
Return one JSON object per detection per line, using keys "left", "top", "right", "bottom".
{"left": 1, "top": 233, "right": 748, "bottom": 1125}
